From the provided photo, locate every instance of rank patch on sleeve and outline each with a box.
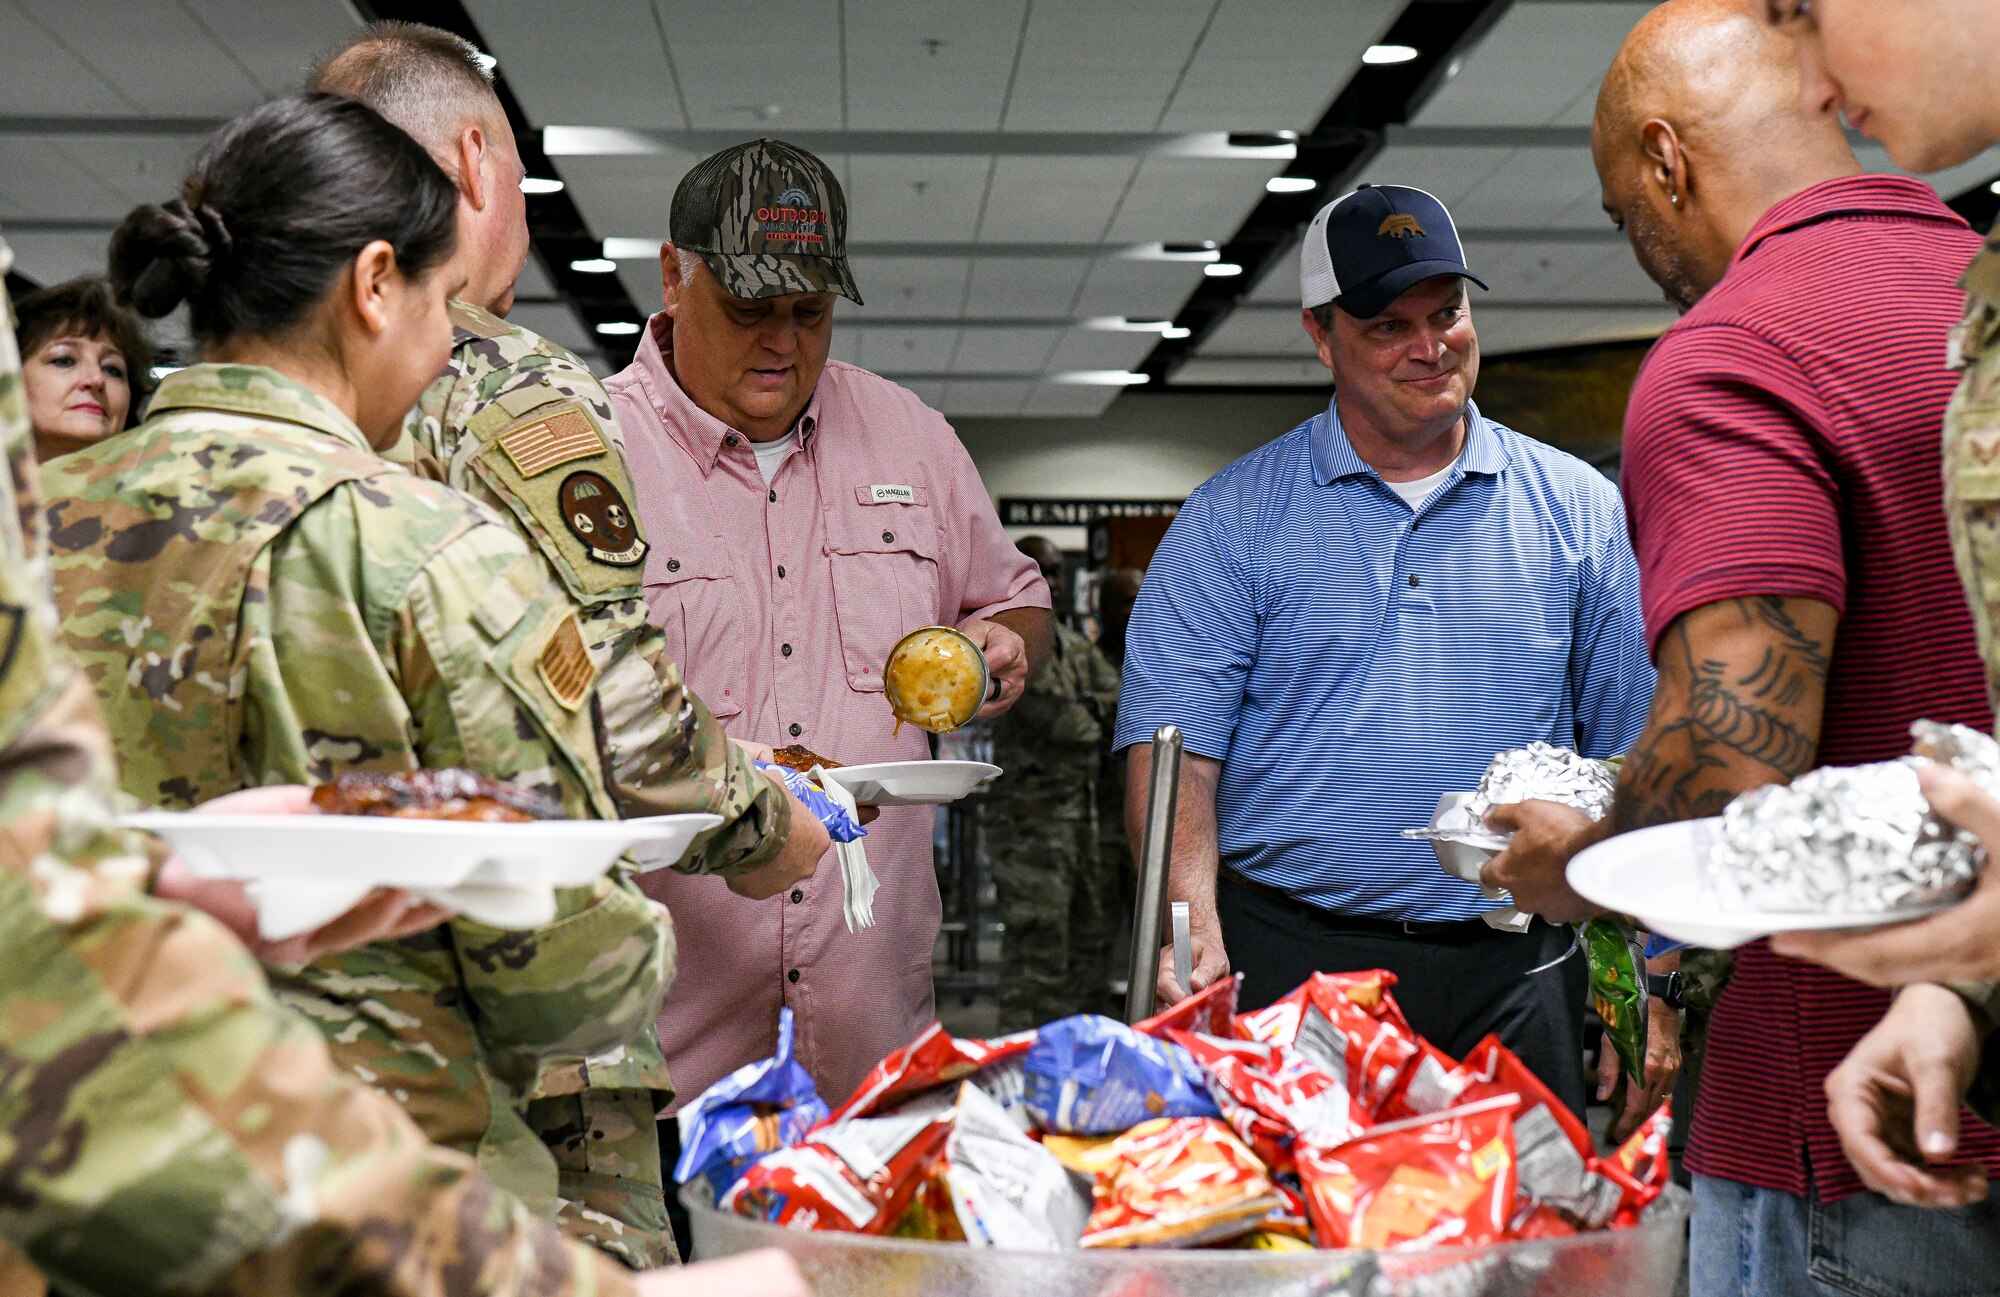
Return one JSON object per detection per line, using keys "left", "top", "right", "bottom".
{"left": 497, "top": 407, "right": 606, "bottom": 478}
{"left": 536, "top": 610, "right": 597, "bottom": 711}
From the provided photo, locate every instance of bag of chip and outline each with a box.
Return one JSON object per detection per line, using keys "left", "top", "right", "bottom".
{"left": 822, "top": 1021, "right": 1036, "bottom": 1127}
{"left": 916, "top": 1081, "right": 1092, "bottom": 1250}
{"left": 1234, "top": 970, "right": 1412, "bottom": 1044}
{"left": 721, "top": 1106, "right": 952, "bottom": 1234}
{"left": 1585, "top": 919, "right": 1649, "bottom": 1085}
{"left": 1443, "top": 1036, "right": 1621, "bottom": 1230}
{"left": 1594, "top": 1102, "right": 1673, "bottom": 1227}
{"left": 1297, "top": 1093, "right": 1522, "bottom": 1251}
{"left": 1024, "top": 1015, "right": 1220, "bottom": 1135}
{"left": 1168, "top": 1030, "right": 1364, "bottom": 1174}
{"left": 1135, "top": 972, "right": 1241, "bottom": 1038}
{"left": 1079, "top": 1116, "right": 1283, "bottom": 1249}
{"left": 673, "top": 1006, "right": 828, "bottom": 1201}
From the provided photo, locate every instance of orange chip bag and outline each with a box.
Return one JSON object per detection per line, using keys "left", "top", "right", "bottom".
{"left": 1232, "top": 971, "right": 1421, "bottom": 1119}
{"left": 722, "top": 1107, "right": 951, "bottom": 1234}
{"left": 1298, "top": 1095, "right": 1521, "bottom": 1251}
{"left": 820, "top": 1021, "right": 1036, "bottom": 1127}
{"left": 1080, "top": 1117, "right": 1282, "bottom": 1250}
{"left": 1167, "top": 1030, "right": 1365, "bottom": 1175}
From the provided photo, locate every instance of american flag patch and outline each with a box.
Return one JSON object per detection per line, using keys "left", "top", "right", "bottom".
{"left": 497, "top": 408, "right": 605, "bottom": 478}
{"left": 536, "top": 611, "right": 596, "bottom": 711}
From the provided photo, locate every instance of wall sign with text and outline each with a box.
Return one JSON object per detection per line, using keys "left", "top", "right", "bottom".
{"left": 998, "top": 498, "right": 1183, "bottom": 527}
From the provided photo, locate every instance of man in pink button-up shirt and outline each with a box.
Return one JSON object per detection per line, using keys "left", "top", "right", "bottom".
{"left": 607, "top": 140, "right": 1052, "bottom": 1144}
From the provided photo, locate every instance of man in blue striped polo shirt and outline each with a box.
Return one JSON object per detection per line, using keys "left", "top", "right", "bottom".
{"left": 1114, "top": 185, "right": 1655, "bottom": 1116}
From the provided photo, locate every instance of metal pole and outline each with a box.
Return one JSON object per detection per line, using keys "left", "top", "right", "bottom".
{"left": 1125, "top": 725, "right": 1182, "bottom": 1023}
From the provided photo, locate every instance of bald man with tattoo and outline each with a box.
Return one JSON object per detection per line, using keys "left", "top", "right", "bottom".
{"left": 1479, "top": 2, "right": 2000, "bottom": 1292}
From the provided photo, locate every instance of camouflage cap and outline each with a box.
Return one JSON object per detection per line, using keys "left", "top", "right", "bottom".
{"left": 671, "top": 138, "right": 863, "bottom": 305}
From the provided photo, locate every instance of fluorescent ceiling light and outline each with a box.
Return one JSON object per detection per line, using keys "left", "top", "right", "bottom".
{"left": 595, "top": 321, "right": 642, "bottom": 336}
{"left": 1990, "top": 179, "right": 2000, "bottom": 195}
{"left": 1364, "top": 44, "right": 1420, "bottom": 65}
{"left": 1161, "top": 326, "right": 1191, "bottom": 340}
{"left": 1266, "top": 176, "right": 1317, "bottom": 194}
{"left": 521, "top": 177, "right": 565, "bottom": 195}
{"left": 1204, "top": 262, "right": 1244, "bottom": 278}
{"left": 1123, "top": 241, "right": 1220, "bottom": 263}
{"left": 473, "top": 51, "right": 498, "bottom": 74}
{"left": 544, "top": 126, "right": 662, "bottom": 156}
{"left": 1057, "top": 370, "right": 1149, "bottom": 386}
{"left": 149, "top": 365, "right": 183, "bottom": 381}
{"left": 570, "top": 257, "right": 617, "bottom": 273}
{"left": 603, "top": 237, "right": 665, "bottom": 260}
{"left": 1158, "top": 132, "right": 1297, "bottom": 161}
{"left": 1086, "top": 316, "right": 1177, "bottom": 333}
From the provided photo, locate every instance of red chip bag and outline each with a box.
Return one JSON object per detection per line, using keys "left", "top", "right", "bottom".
{"left": 1234, "top": 970, "right": 1407, "bottom": 1044}
{"left": 1232, "top": 972, "right": 1421, "bottom": 1119}
{"left": 722, "top": 1107, "right": 952, "bottom": 1234}
{"left": 1168, "top": 1030, "right": 1364, "bottom": 1174}
{"left": 820, "top": 1021, "right": 1035, "bottom": 1127}
{"left": 1298, "top": 1094, "right": 1521, "bottom": 1251}
{"left": 1136, "top": 972, "right": 1241, "bottom": 1039}
{"left": 1594, "top": 1102, "right": 1673, "bottom": 1227}
{"left": 1080, "top": 1117, "right": 1282, "bottom": 1249}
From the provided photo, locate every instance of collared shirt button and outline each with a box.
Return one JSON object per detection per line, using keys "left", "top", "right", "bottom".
{"left": 789, "top": 722, "right": 802, "bottom": 737}
{"left": 882, "top": 530, "right": 895, "bottom": 544}
{"left": 725, "top": 434, "right": 739, "bottom": 447}
{"left": 787, "top": 968, "right": 801, "bottom": 984}
{"left": 666, "top": 558, "right": 680, "bottom": 572}
{"left": 1408, "top": 574, "right": 1421, "bottom": 587}
{"left": 769, "top": 488, "right": 778, "bottom": 503}
{"left": 790, "top": 889, "right": 804, "bottom": 904}
{"left": 782, "top": 643, "right": 793, "bottom": 656}
{"left": 777, "top": 565, "right": 786, "bottom": 578}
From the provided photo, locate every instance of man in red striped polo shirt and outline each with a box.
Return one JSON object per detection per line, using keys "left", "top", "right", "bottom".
{"left": 1483, "top": 2, "right": 2000, "bottom": 1291}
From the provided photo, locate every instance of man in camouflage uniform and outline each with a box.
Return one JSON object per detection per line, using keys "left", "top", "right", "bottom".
{"left": 305, "top": 25, "right": 803, "bottom": 1265}
{"left": 986, "top": 537, "right": 1122, "bottom": 1031}
{"left": 0, "top": 237, "right": 651, "bottom": 1297}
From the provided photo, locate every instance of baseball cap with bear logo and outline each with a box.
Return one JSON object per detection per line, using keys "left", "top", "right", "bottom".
{"left": 1299, "top": 184, "right": 1486, "bottom": 317}
{"left": 670, "top": 137, "right": 863, "bottom": 304}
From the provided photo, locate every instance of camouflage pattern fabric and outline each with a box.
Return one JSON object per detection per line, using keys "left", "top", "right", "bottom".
{"left": 1943, "top": 239, "right": 2000, "bottom": 1124}
{"left": 400, "top": 300, "right": 802, "bottom": 1266}
{"left": 985, "top": 624, "right": 1122, "bottom": 1031}
{"left": 41, "top": 363, "right": 674, "bottom": 1258}
{"left": 669, "top": 138, "right": 864, "bottom": 304}
{"left": 0, "top": 243, "right": 633, "bottom": 1296}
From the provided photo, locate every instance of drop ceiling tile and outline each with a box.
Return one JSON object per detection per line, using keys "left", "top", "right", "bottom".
{"left": 1246, "top": 238, "right": 1302, "bottom": 305}
{"left": 1196, "top": 307, "right": 1312, "bottom": 358}
{"left": 846, "top": 154, "right": 989, "bottom": 243}
{"left": 1045, "top": 327, "right": 1157, "bottom": 373}
{"left": 851, "top": 324, "right": 958, "bottom": 373}
{"left": 0, "top": 4, "right": 133, "bottom": 115}
{"left": 1003, "top": 0, "right": 1215, "bottom": 132}
{"left": 1105, "top": 156, "right": 1278, "bottom": 244}
{"left": 469, "top": 0, "right": 686, "bottom": 131}
{"left": 1174, "top": 357, "right": 1329, "bottom": 386}
{"left": 1544, "top": 245, "right": 1673, "bottom": 304}
{"left": 20, "top": 0, "right": 266, "bottom": 116}
{"left": 844, "top": 0, "right": 1025, "bottom": 131}
{"left": 1353, "top": 144, "right": 1515, "bottom": 213}
{"left": 1022, "top": 382, "right": 1117, "bottom": 416}
{"left": 561, "top": 149, "right": 720, "bottom": 247}
{"left": 184, "top": 0, "right": 359, "bottom": 97}
{"left": 965, "top": 256, "right": 1085, "bottom": 318}
{"left": 978, "top": 155, "right": 1139, "bottom": 244}
{"left": 1071, "top": 256, "right": 1207, "bottom": 319}
{"left": 0, "top": 139, "right": 126, "bottom": 222}
{"left": 1, "top": 230, "right": 116, "bottom": 288}
{"left": 827, "top": 332, "right": 865, "bottom": 367}
{"left": 1159, "top": 0, "right": 1401, "bottom": 132}
{"left": 57, "top": 135, "right": 205, "bottom": 209}
{"left": 897, "top": 379, "right": 947, "bottom": 408}
{"left": 1416, "top": 2, "right": 1655, "bottom": 128}
{"left": 651, "top": 0, "right": 845, "bottom": 130}
{"left": 507, "top": 303, "right": 598, "bottom": 357}
{"left": 1455, "top": 146, "right": 1605, "bottom": 229}
{"left": 952, "top": 325, "right": 1060, "bottom": 375}
{"left": 940, "top": 379, "right": 1032, "bottom": 416}
{"left": 1473, "top": 306, "right": 1673, "bottom": 356}
{"left": 515, "top": 253, "right": 559, "bottom": 303}
{"left": 844, "top": 255, "right": 973, "bottom": 317}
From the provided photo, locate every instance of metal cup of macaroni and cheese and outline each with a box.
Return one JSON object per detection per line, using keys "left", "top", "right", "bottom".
{"left": 884, "top": 625, "right": 990, "bottom": 735}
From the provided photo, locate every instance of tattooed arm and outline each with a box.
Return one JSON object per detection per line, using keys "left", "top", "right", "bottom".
{"left": 1483, "top": 595, "right": 1837, "bottom": 921}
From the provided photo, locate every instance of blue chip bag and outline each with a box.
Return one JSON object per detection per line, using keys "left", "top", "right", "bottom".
{"left": 675, "top": 1006, "right": 828, "bottom": 1201}
{"left": 1023, "top": 1014, "right": 1221, "bottom": 1135}
{"left": 755, "top": 760, "right": 866, "bottom": 843}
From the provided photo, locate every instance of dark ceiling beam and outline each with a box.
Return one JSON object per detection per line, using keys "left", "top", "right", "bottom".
{"left": 351, "top": 0, "right": 646, "bottom": 366}
{"left": 1140, "top": 0, "right": 1520, "bottom": 384}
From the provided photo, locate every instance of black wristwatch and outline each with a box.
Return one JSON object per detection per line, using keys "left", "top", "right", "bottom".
{"left": 1646, "top": 971, "right": 1686, "bottom": 1010}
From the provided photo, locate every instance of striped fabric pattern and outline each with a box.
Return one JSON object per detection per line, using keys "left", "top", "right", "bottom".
{"left": 1113, "top": 397, "right": 1654, "bottom": 924}
{"left": 1622, "top": 175, "right": 1999, "bottom": 1201}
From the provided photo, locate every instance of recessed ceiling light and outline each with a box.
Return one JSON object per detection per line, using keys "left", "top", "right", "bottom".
{"left": 1057, "top": 370, "right": 1150, "bottom": 386}
{"left": 603, "top": 237, "right": 664, "bottom": 259}
{"left": 1266, "top": 176, "right": 1317, "bottom": 194}
{"left": 595, "top": 321, "right": 642, "bottom": 336}
{"left": 570, "top": 257, "right": 616, "bottom": 273}
{"left": 1990, "top": 179, "right": 2000, "bottom": 195}
{"left": 521, "top": 177, "right": 564, "bottom": 194}
{"left": 1204, "top": 262, "right": 1244, "bottom": 278}
{"left": 1364, "top": 44, "right": 1420, "bottom": 65}
{"left": 1161, "top": 326, "right": 1191, "bottom": 340}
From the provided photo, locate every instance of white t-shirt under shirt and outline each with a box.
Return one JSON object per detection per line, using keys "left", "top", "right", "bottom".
{"left": 750, "top": 427, "right": 799, "bottom": 485}
{"left": 1382, "top": 461, "right": 1455, "bottom": 509}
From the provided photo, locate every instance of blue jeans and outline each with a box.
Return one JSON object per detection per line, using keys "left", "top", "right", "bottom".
{"left": 1692, "top": 1174, "right": 2000, "bottom": 1296}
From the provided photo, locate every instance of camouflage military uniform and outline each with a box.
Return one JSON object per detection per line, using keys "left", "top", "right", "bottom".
{"left": 985, "top": 623, "right": 1122, "bottom": 1031}
{"left": 41, "top": 363, "right": 675, "bottom": 1263}
{"left": 393, "top": 300, "right": 795, "bottom": 1265}
{"left": 0, "top": 243, "right": 632, "bottom": 1295}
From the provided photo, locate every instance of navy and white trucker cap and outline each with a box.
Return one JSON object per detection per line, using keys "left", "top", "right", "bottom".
{"left": 1299, "top": 184, "right": 1488, "bottom": 317}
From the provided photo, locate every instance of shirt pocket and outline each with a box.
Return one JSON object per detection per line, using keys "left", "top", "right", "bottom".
{"left": 824, "top": 491, "right": 942, "bottom": 694}
{"left": 642, "top": 532, "right": 744, "bottom": 722}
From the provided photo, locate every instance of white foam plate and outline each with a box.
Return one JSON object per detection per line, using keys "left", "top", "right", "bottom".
{"left": 124, "top": 811, "right": 722, "bottom": 939}
{"left": 1567, "top": 817, "right": 1958, "bottom": 950}
{"left": 819, "top": 760, "right": 1001, "bottom": 806}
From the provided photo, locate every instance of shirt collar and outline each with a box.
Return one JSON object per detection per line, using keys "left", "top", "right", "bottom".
{"left": 1732, "top": 174, "right": 1965, "bottom": 270}
{"left": 632, "top": 311, "right": 822, "bottom": 474}
{"left": 147, "top": 363, "right": 373, "bottom": 453}
{"left": 1310, "top": 394, "right": 1507, "bottom": 487}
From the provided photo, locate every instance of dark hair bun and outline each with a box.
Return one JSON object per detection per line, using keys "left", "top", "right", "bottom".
{"left": 108, "top": 197, "right": 231, "bottom": 319}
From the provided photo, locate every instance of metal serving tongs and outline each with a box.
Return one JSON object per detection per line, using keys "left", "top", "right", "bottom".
{"left": 1125, "top": 725, "right": 1182, "bottom": 1024}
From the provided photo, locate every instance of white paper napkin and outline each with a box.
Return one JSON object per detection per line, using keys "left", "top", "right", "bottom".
{"left": 813, "top": 764, "right": 878, "bottom": 931}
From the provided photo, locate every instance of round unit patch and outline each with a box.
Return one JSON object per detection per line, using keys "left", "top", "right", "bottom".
{"left": 560, "top": 470, "right": 649, "bottom": 566}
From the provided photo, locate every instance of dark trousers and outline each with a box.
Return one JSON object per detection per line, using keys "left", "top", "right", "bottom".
{"left": 1219, "top": 871, "right": 1592, "bottom": 1119}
